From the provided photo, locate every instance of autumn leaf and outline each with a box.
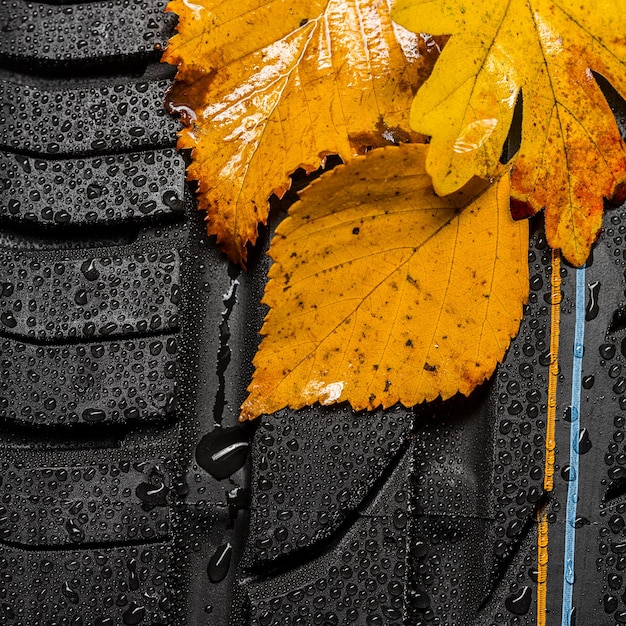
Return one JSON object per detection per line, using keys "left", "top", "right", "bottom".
{"left": 391, "top": 0, "right": 626, "bottom": 267}
{"left": 163, "top": 0, "right": 442, "bottom": 265}
{"left": 240, "top": 144, "right": 529, "bottom": 420}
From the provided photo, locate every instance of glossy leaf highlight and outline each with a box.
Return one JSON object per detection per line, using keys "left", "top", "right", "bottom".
{"left": 392, "top": 0, "right": 626, "bottom": 267}
{"left": 164, "top": 0, "right": 441, "bottom": 265}
{"left": 241, "top": 144, "right": 529, "bottom": 420}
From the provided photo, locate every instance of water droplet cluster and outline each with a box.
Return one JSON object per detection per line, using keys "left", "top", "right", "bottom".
{"left": 0, "top": 335, "right": 177, "bottom": 426}
{"left": 0, "top": 150, "right": 184, "bottom": 226}
{"left": 247, "top": 408, "right": 412, "bottom": 625}
{"left": 0, "top": 1, "right": 197, "bottom": 622}
{"left": 490, "top": 233, "right": 554, "bottom": 567}
{"left": 0, "top": 455, "right": 184, "bottom": 623}
{"left": 0, "top": 81, "right": 178, "bottom": 155}
{"left": 0, "top": 545, "right": 172, "bottom": 625}
{"left": 0, "top": 459, "right": 177, "bottom": 546}
{"left": 0, "top": 250, "right": 180, "bottom": 340}
{"left": 584, "top": 212, "right": 626, "bottom": 624}
{"left": 0, "top": 0, "right": 174, "bottom": 65}
{"left": 247, "top": 407, "right": 413, "bottom": 564}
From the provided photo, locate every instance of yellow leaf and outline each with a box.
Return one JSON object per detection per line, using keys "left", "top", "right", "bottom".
{"left": 391, "top": 0, "right": 626, "bottom": 267}
{"left": 240, "top": 144, "right": 529, "bottom": 420}
{"left": 163, "top": 0, "right": 441, "bottom": 265}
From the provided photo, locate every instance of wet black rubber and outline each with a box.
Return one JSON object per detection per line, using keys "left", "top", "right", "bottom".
{"left": 3, "top": 2, "right": 626, "bottom": 625}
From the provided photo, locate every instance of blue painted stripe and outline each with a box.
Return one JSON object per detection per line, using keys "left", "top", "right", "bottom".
{"left": 561, "top": 265, "right": 586, "bottom": 626}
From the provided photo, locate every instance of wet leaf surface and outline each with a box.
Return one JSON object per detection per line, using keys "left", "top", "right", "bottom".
{"left": 392, "top": 0, "right": 626, "bottom": 266}
{"left": 241, "top": 144, "right": 529, "bottom": 419}
{"left": 163, "top": 0, "right": 441, "bottom": 265}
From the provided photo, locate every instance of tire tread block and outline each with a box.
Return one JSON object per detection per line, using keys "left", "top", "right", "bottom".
{"left": 0, "top": 79, "right": 179, "bottom": 155}
{"left": 0, "top": 0, "right": 174, "bottom": 65}
{"left": 0, "top": 148, "right": 185, "bottom": 227}
{"left": 0, "top": 458, "right": 177, "bottom": 547}
{"left": 246, "top": 452, "right": 412, "bottom": 626}
{"left": 0, "top": 334, "right": 177, "bottom": 426}
{"left": 0, "top": 542, "right": 172, "bottom": 624}
{"left": 0, "top": 248, "right": 180, "bottom": 341}
{"left": 246, "top": 407, "right": 414, "bottom": 566}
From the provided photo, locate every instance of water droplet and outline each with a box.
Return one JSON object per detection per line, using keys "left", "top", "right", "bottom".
{"left": 611, "top": 541, "right": 626, "bottom": 553}
{"left": 609, "top": 515, "right": 625, "bottom": 534}
{"left": 61, "top": 581, "right": 79, "bottom": 604}
{"left": 600, "top": 343, "right": 616, "bottom": 360}
{"left": 65, "top": 518, "right": 85, "bottom": 543}
{"left": 561, "top": 464, "right": 574, "bottom": 481}
{"left": 74, "top": 289, "right": 88, "bottom": 305}
{"left": 82, "top": 408, "right": 105, "bottom": 423}
{"left": 604, "top": 594, "right": 618, "bottom": 613}
{"left": 0, "top": 311, "right": 17, "bottom": 328}
{"left": 207, "top": 542, "right": 232, "bottom": 583}
{"left": 135, "top": 474, "right": 168, "bottom": 508}
{"left": 409, "top": 589, "right": 430, "bottom": 610}
{"left": 80, "top": 259, "right": 100, "bottom": 281}
{"left": 575, "top": 428, "right": 592, "bottom": 454}
{"left": 196, "top": 426, "right": 250, "bottom": 480}
{"left": 86, "top": 183, "right": 104, "bottom": 199}
{"left": 505, "top": 586, "right": 532, "bottom": 615}
{"left": 122, "top": 603, "right": 145, "bottom": 625}
{"left": 128, "top": 558, "right": 140, "bottom": 591}
{"left": 585, "top": 281, "right": 600, "bottom": 321}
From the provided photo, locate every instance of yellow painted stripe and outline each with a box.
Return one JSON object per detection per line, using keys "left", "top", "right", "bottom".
{"left": 544, "top": 249, "right": 561, "bottom": 492}
{"left": 537, "top": 249, "right": 561, "bottom": 626}
{"left": 537, "top": 506, "right": 549, "bottom": 626}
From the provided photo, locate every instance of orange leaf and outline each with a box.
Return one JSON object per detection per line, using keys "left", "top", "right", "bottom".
{"left": 240, "top": 144, "right": 529, "bottom": 420}
{"left": 163, "top": 0, "right": 441, "bottom": 265}
{"left": 392, "top": 0, "right": 626, "bottom": 267}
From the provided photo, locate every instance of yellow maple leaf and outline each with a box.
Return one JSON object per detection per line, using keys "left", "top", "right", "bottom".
{"left": 391, "top": 0, "right": 626, "bottom": 267}
{"left": 240, "top": 144, "right": 529, "bottom": 420}
{"left": 163, "top": 0, "right": 441, "bottom": 265}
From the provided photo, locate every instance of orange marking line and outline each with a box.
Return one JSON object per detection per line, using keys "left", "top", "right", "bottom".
{"left": 537, "top": 506, "right": 549, "bottom": 626}
{"left": 537, "top": 248, "right": 561, "bottom": 626}
{"left": 544, "top": 248, "right": 561, "bottom": 492}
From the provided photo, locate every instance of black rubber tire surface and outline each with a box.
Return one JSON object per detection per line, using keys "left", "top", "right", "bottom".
{"left": 3, "top": 2, "right": 626, "bottom": 625}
